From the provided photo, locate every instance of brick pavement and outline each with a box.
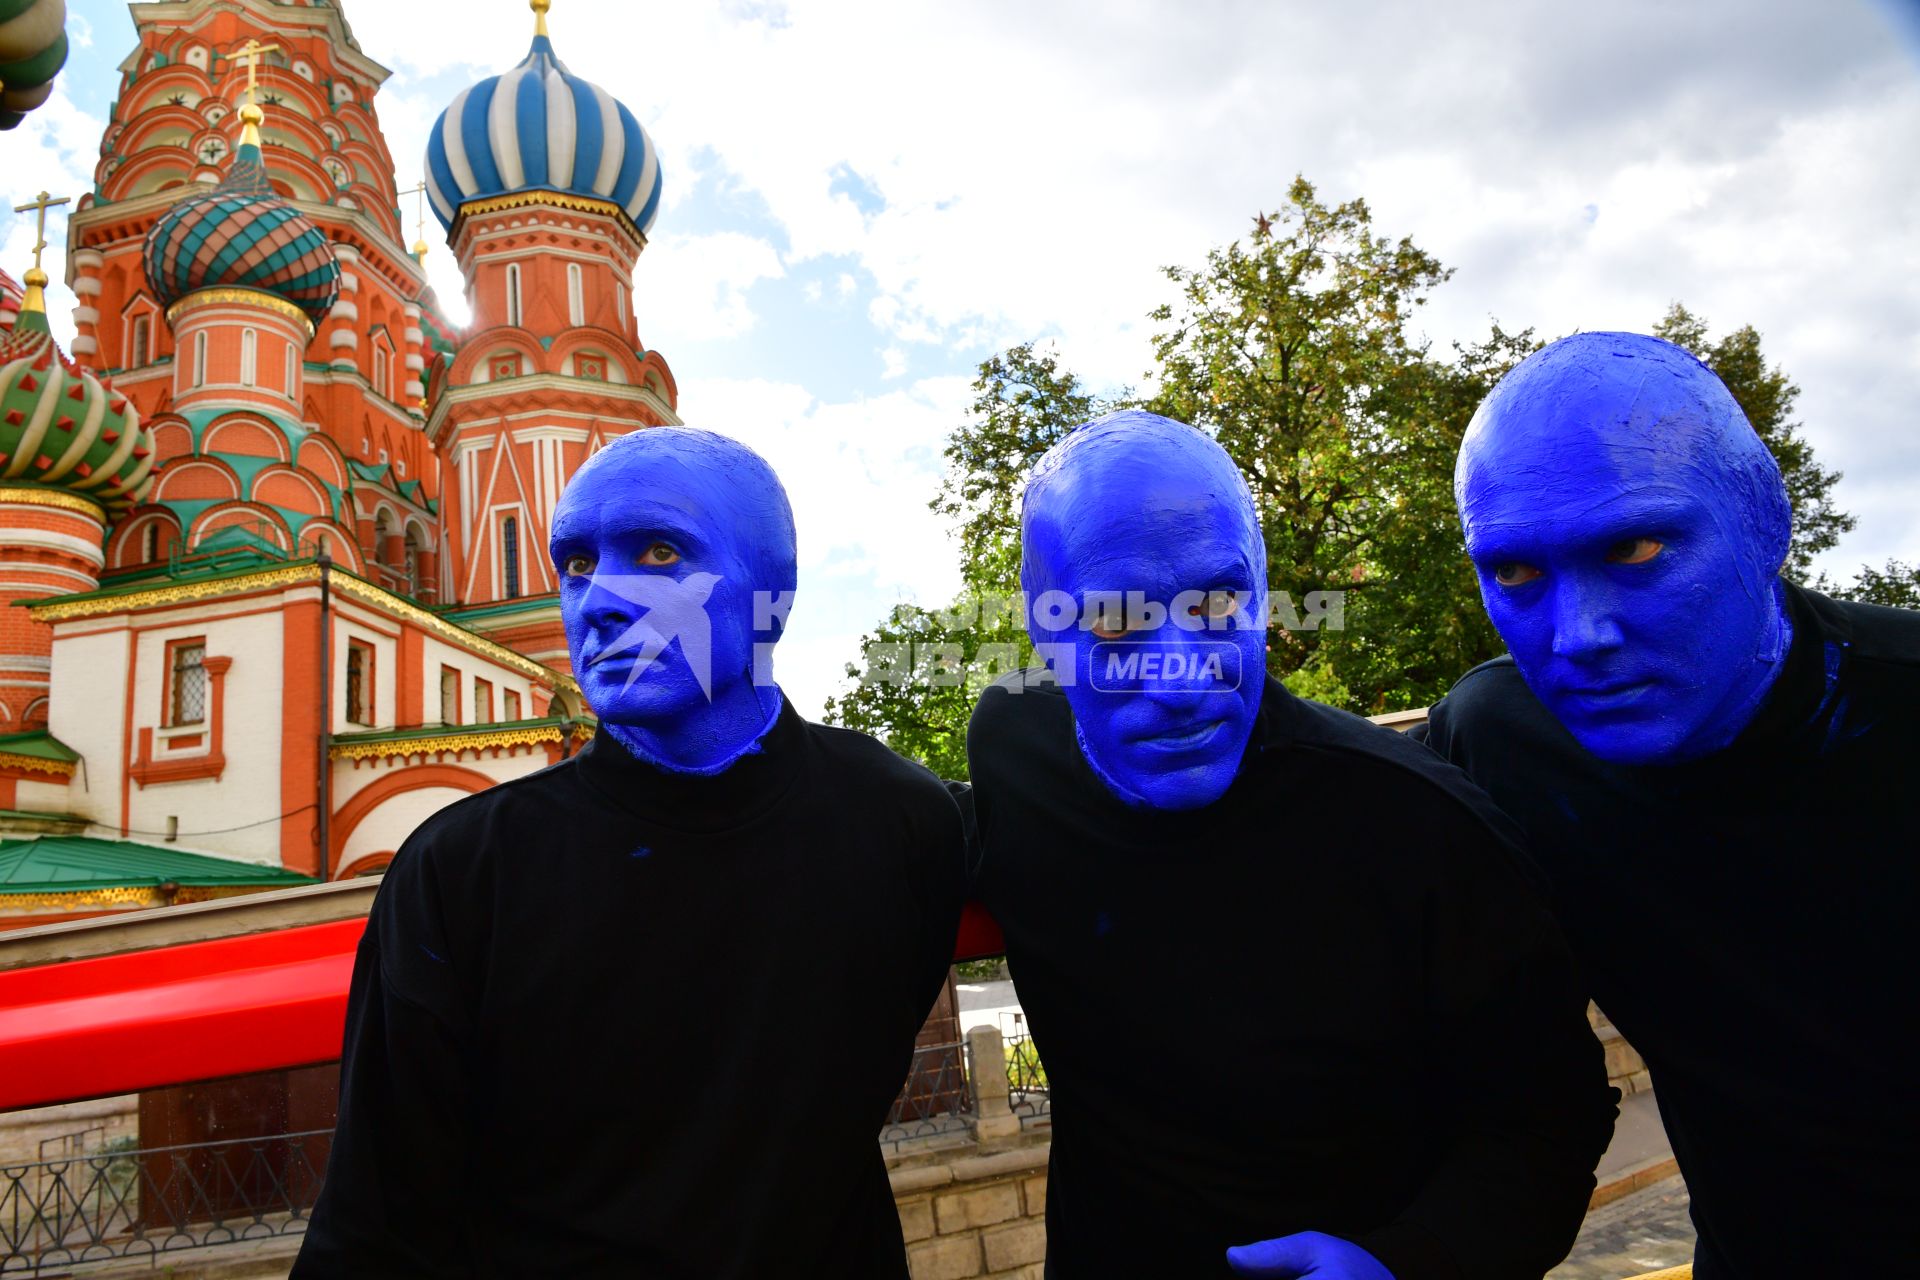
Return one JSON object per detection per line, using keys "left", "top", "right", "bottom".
{"left": 1551, "top": 1175, "right": 1695, "bottom": 1279}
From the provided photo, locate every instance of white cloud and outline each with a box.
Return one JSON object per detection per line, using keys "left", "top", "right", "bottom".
{"left": 636, "top": 230, "right": 785, "bottom": 342}
{"left": 684, "top": 374, "right": 972, "bottom": 716}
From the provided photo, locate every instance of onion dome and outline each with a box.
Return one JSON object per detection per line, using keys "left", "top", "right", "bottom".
{"left": 0, "top": 0, "right": 68, "bottom": 131}
{"left": 141, "top": 118, "right": 341, "bottom": 330}
{"left": 424, "top": 0, "right": 663, "bottom": 237}
{"left": 0, "top": 278, "right": 154, "bottom": 511}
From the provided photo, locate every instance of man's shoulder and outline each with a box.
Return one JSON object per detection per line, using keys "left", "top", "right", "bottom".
{"left": 803, "top": 719, "right": 959, "bottom": 812}
{"left": 970, "top": 668, "right": 1069, "bottom": 732}
{"left": 1804, "top": 586, "right": 1920, "bottom": 673}
{"left": 1276, "top": 684, "right": 1524, "bottom": 832}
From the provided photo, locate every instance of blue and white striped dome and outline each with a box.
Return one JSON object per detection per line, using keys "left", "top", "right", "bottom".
{"left": 424, "top": 30, "right": 663, "bottom": 237}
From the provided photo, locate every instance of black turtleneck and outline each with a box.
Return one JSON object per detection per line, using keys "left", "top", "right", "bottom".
{"left": 965, "top": 673, "right": 1617, "bottom": 1280}
{"left": 1415, "top": 583, "right": 1920, "bottom": 1279}
{"left": 293, "top": 701, "right": 967, "bottom": 1280}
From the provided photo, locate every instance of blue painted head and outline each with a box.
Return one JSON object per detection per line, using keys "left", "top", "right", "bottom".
{"left": 1456, "top": 331, "right": 1794, "bottom": 765}
{"left": 550, "top": 427, "right": 796, "bottom": 774}
{"left": 1021, "top": 410, "right": 1268, "bottom": 811}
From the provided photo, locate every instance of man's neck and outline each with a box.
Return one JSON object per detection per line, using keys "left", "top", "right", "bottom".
{"left": 605, "top": 680, "right": 785, "bottom": 775}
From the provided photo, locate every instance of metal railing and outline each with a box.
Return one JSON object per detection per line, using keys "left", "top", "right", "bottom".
{"left": 0, "top": 1129, "right": 329, "bottom": 1275}
{"left": 879, "top": 1039, "right": 975, "bottom": 1151}
{"left": 1004, "top": 1028, "right": 1051, "bottom": 1129}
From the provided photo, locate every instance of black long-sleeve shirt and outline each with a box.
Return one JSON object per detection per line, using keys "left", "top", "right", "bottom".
{"left": 966, "top": 672, "right": 1617, "bottom": 1280}
{"left": 292, "top": 702, "right": 967, "bottom": 1279}
{"left": 1416, "top": 583, "right": 1920, "bottom": 1279}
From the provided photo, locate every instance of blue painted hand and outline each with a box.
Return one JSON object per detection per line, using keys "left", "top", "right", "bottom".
{"left": 549, "top": 427, "right": 796, "bottom": 774}
{"left": 1020, "top": 410, "right": 1268, "bottom": 810}
{"left": 1455, "top": 332, "right": 1794, "bottom": 765}
{"left": 1226, "top": 1231, "right": 1395, "bottom": 1279}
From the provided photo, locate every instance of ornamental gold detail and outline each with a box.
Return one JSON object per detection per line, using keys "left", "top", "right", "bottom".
{"left": 0, "top": 487, "right": 109, "bottom": 521}
{"left": 166, "top": 288, "right": 316, "bottom": 338}
{"left": 330, "top": 722, "right": 579, "bottom": 763}
{"left": 0, "top": 751, "right": 76, "bottom": 777}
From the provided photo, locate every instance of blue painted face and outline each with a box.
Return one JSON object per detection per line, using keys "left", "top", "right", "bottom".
{"left": 1022, "top": 411, "right": 1268, "bottom": 811}
{"left": 1456, "top": 332, "right": 1794, "bottom": 765}
{"left": 550, "top": 427, "right": 796, "bottom": 774}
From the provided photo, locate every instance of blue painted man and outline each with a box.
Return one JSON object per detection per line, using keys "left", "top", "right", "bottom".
{"left": 1417, "top": 332, "right": 1920, "bottom": 1278}
{"left": 964, "top": 410, "right": 1617, "bottom": 1279}
{"left": 296, "top": 428, "right": 968, "bottom": 1278}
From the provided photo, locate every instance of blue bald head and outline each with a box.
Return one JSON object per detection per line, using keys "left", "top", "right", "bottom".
{"left": 551, "top": 427, "right": 795, "bottom": 773}
{"left": 1021, "top": 410, "right": 1269, "bottom": 811}
{"left": 1456, "top": 331, "right": 1794, "bottom": 764}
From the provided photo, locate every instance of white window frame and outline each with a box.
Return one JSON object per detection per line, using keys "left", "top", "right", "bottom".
{"left": 240, "top": 328, "right": 257, "bottom": 385}
{"left": 505, "top": 263, "right": 523, "bottom": 327}
{"left": 192, "top": 331, "right": 208, "bottom": 385}
{"left": 284, "top": 341, "right": 298, "bottom": 397}
{"left": 567, "top": 262, "right": 584, "bottom": 326}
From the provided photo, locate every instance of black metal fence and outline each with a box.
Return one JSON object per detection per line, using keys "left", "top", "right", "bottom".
{"left": 1, "top": 1036, "right": 1033, "bottom": 1271}
{"left": 1005, "top": 1030, "right": 1051, "bottom": 1128}
{"left": 0, "top": 1129, "right": 329, "bottom": 1275}
{"left": 880, "top": 1039, "right": 975, "bottom": 1151}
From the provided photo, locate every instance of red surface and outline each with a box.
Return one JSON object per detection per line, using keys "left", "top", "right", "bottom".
{"left": 955, "top": 899, "right": 1004, "bottom": 962}
{"left": 0, "top": 903, "right": 1006, "bottom": 1113}
{"left": 0, "top": 918, "right": 364, "bottom": 1111}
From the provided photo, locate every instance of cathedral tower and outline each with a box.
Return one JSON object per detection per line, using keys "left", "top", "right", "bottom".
{"left": 423, "top": 0, "right": 679, "bottom": 668}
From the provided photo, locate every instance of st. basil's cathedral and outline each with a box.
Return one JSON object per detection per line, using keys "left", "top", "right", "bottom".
{"left": 0, "top": 0, "right": 681, "bottom": 922}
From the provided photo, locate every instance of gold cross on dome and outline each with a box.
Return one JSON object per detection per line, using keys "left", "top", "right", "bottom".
{"left": 11, "top": 190, "right": 70, "bottom": 275}
{"left": 236, "top": 39, "right": 283, "bottom": 105}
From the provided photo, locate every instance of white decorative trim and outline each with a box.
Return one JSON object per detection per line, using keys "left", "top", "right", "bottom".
{"left": 329, "top": 330, "right": 359, "bottom": 349}
{"left": 0, "top": 529, "right": 108, "bottom": 568}
{"left": 329, "top": 300, "right": 360, "bottom": 323}
{"left": 338, "top": 271, "right": 360, "bottom": 293}
{"left": 71, "top": 277, "right": 102, "bottom": 298}
{"left": 69, "top": 336, "right": 97, "bottom": 355}
{"left": 332, "top": 244, "right": 361, "bottom": 264}
{"left": 404, "top": 353, "right": 424, "bottom": 371}
{"left": 403, "top": 327, "right": 423, "bottom": 345}
{"left": 71, "top": 250, "right": 105, "bottom": 271}
{"left": 404, "top": 379, "right": 425, "bottom": 398}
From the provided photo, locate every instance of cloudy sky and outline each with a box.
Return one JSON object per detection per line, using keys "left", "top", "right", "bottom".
{"left": 9, "top": 0, "right": 1919, "bottom": 716}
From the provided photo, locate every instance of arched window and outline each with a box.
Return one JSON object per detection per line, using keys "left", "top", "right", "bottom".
{"left": 285, "top": 341, "right": 298, "bottom": 396}
{"left": 505, "top": 263, "right": 522, "bottom": 327}
{"left": 616, "top": 282, "right": 628, "bottom": 332}
{"left": 500, "top": 515, "right": 520, "bottom": 599}
{"left": 373, "top": 345, "right": 389, "bottom": 400}
{"left": 142, "top": 522, "right": 160, "bottom": 563}
{"left": 567, "top": 262, "right": 584, "bottom": 326}
{"left": 240, "top": 328, "right": 257, "bottom": 385}
{"left": 129, "top": 314, "right": 151, "bottom": 367}
{"left": 404, "top": 527, "right": 422, "bottom": 594}
{"left": 192, "top": 331, "right": 208, "bottom": 385}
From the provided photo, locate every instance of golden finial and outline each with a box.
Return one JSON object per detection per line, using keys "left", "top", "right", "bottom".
{"left": 409, "top": 179, "right": 431, "bottom": 261}
{"left": 532, "top": 0, "right": 551, "bottom": 37}
{"left": 11, "top": 190, "right": 70, "bottom": 316}
{"left": 234, "top": 38, "right": 283, "bottom": 147}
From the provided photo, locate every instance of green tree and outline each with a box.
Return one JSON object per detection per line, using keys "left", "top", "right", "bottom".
{"left": 821, "top": 346, "right": 1114, "bottom": 776}
{"left": 1144, "top": 177, "right": 1526, "bottom": 711}
{"left": 1815, "top": 559, "right": 1920, "bottom": 610}
{"left": 1651, "top": 304, "right": 1854, "bottom": 580}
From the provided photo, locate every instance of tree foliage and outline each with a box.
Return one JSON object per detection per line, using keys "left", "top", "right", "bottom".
{"left": 1651, "top": 304, "right": 1854, "bottom": 581}
{"left": 826, "top": 180, "right": 1872, "bottom": 769}
{"left": 821, "top": 347, "right": 1113, "bottom": 778}
{"left": 1815, "top": 559, "right": 1920, "bottom": 611}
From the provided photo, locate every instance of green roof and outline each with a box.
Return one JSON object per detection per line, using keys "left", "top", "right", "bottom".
{"left": 0, "top": 837, "right": 318, "bottom": 893}
{"left": 0, "top": 730, "right": 79, "bottom": 764}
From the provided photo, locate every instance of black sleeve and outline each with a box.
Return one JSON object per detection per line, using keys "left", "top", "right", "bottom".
{"left": 943, "top": 778, "right": 983, "bottom": 887}
{"left": 1355, "top": 802, "right": 1617, "bottom": 1280}
{"left": 291, "top": 834, "right": 480, "bottom": 1279}
{"left": 907, "top": 779, "right": 970, "bottom": 1021}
